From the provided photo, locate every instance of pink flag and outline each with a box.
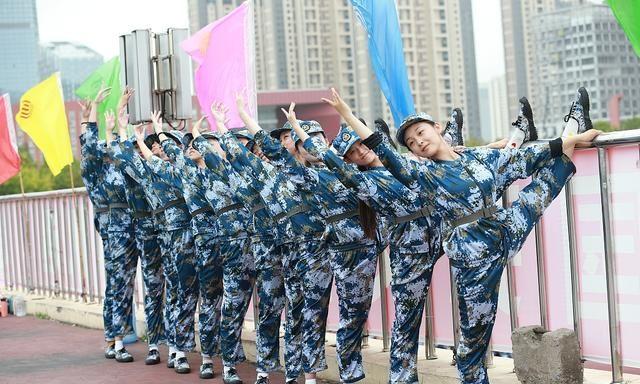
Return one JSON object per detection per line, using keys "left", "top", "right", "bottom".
{"left": 0, "top": 93, "right": 21, "bottom": 184}
{"left": 188, "top": 1, "right": 257, "bottom": 130}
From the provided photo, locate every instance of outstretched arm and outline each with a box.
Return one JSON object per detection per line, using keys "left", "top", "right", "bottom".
{"left": 323, "top": 88, "right": 426, "bottom": 191}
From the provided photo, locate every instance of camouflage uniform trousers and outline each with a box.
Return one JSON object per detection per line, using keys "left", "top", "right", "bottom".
{"left": 215, "top": 237, "right": 255, "bottom": 367}
{"left": 194, "top": 232, "right": 223, "bottom": 358}
{"left": 170, "top": 228, "right": 198, "bottom": 352}
{"left": 450, "top": 156, "right": 575, "bottom": 384}
{"left": 329, "top": 244, "right": 378, "bottom": 383}
{"left": 96, "top": 211, "right": 116, "bottom": 341}
{"left": 388, "top": 247, "right": 442, "bottom": 384}
{"left": 283, "top": 239, "right": 332, "bottom": 379}
{"left": 109, "top": 229, "right": 140, "bottom": 337}
{"left": 252, "top": 236, "right": 286, "bottom": 373}
{"left": 134, "top": 218, "right": 166, "bottom": 345}
{"left": 157, "top": 230, "right": 180, "bottom": 349}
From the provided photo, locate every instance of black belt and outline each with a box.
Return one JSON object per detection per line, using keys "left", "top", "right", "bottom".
{"left": 325, "top": 209, "right": 358, "bottom": 224}
{"left": 152, "top": 198, "right": 186, "bottom": 216}
{"left": 273, "top": 203, "right": 310, "bottom": 222}
{"left": 108, "top": 203, "right": 129, "bottom": 210}
{"left": 251, "top": 202, "right": 265, "bottom": 214}
{"left": 392, "top": 205, "right": 433, "bottom": 225}
{"left": 451, "top": 206, "right": 498, "bottom": 228}
{"left": 94, "top": 207, "right": 108, "bottom": 213}
{"left": 217, "top": 202, "right": 243, "bottom": 216}
{"left": 191, "top": 206, "right": 213, "bottom": 217}
{"left": 133, "top": 211, "right": 152, "bottom": 219}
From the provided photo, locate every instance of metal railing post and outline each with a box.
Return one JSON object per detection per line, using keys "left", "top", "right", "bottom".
{"left": 597, "top": 146, "right": 624, "bottom": 384}
{"left": 534, "top": 223, "right": 549, "bottom": 329}
{"left": 449, "top": 265, "right": 460, "bottom": 365}
{"left": 252, "top": 284, "right": 259, "bottom": 331}
{"left": 378, "top": 249, "right": 390, "bottom": 352}
{"left": 425, "top": 288, "right": 437, "bottom": 359}
{"left": 564, "top": 181, "right": 582, "bottom": 346}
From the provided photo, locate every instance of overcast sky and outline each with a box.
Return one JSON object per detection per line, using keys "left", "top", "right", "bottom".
{"left": 37, "top": 0, "right": 505, "bottom": 84}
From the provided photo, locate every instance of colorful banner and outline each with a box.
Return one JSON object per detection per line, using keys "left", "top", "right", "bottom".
{"left": 16, "top": 73, "right": 73, "bottom": 176}
{"left": 184, "top": 1, "right": 257, "bottom": 130}
{"left": 350, "top": 0, "right": 416, "bottom": 127}
{"left": 0, "top": 93, "right": 21, "bottom": 184}
{"left": 607, "top": 0, "right": 640, "bottom": 58}
{"left": 75, "top": 57, "right": 121, "bottom": 138}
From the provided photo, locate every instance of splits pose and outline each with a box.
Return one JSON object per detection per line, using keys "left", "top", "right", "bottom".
{"left": 80, "top": 81, "right": 601, "bottom": 384}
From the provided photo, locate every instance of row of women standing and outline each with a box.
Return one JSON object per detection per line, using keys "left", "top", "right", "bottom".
{"left": 80, "top": 84, "right": 601, "bottom": 384}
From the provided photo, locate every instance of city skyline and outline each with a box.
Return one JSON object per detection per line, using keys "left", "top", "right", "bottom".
{"left": 35, "top": 0, "right": 505, "bottom": 84}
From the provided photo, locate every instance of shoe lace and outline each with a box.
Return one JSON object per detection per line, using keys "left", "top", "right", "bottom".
{"left": 511, "top": 115, "right": 525, "bottom": 130}
{"left": 564, "top": 102, "right": 577, "bottom": 123}
{"left": 227, "top": 367, "right": 238, "bottom": 376}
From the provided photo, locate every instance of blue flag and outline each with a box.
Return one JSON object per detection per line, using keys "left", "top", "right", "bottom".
{"left": 350, "top": 0, "right": 415, "bottom": 126}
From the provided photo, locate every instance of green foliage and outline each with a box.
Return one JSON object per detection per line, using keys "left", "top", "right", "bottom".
{"left": 35, "top": 312, "right": 51, "bottom": 320}
{"left": 465, "top": 136, "right": 487, "bottom": 147}
{"left": 0, "top": 147, "right": 84, "bottom": 196}
{"left": 593, "top": 116, "right": 640, "bottom": 132}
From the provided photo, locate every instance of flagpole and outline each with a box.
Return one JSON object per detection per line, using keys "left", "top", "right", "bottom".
{"left": 69, "top": 164, "right": 88, "bottom": 303}
{"left": 17, "top": 171, "right": 35, "bottom": 294}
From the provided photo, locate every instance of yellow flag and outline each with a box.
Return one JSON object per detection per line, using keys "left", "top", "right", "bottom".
{"left": 16, "top": 72, "right": 73, "bottom": 176}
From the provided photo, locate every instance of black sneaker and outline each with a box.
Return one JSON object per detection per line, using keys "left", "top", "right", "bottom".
{"left": 223, "top": 367, "right": 243, "bottom": 384}
{"left": 508, "top": 96, "right": 538, "bottom": 148}
{"left": 443, "top": 108, "right": 464, "bottom": 146}
{"left": 167, "top": 352, "right": 176, "bottom": 369}
{"left": 254, "top": 375, "right": 269, "bottom": 384}
{"left": 115, "top": 348, "right": 134, "bottom": 363}
{"left": 104, "top": 344, "right": 116, "bottom": 359}
{"left": 145, "top": 349, "right": 160, "bottom": 365}
{"left": 564, "top": 87, "right": 593, "bottom": 134}
{"left": 200, "top": 363, "right": 215, "bottom": 379}
{"left": 285, "top": 379, "right": 297, "bottom": 384}
{"left": 175, "top": 356, "right": 191, "bottom": 374}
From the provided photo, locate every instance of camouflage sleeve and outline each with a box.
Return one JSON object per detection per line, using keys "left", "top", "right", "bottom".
{"left": 253, "top": 129, "right": 298, "bottom": 168}
{"left": 81, "top": 122, "right": 104, "bottom": 168}
{"left": 470, "top": 144, "right": 553, "bottom": 189}
{"left": 110, "top": 139, "right": 148, "bottom": 186}
{"left": 161, "top": 139, "right": 199, "bottom": 182}
{"left": 364, "top": 131, "right": 431, "bottom": 193}
{"left": 303, "top": 137, "right": 375, "bottom": 194}
{"left": 147, "top": 156, "right": 181, "bottom": 189}
{"left": 191, "top": 136, "right": 231, "bottom": 183}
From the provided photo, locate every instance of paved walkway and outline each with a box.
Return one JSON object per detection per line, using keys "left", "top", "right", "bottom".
{"left": 0, "top": 315, "right": 291, "bottom": 384}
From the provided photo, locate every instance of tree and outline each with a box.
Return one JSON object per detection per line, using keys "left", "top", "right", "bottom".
{"left": 0, "top": 147, "right": 84, "bottom": 196}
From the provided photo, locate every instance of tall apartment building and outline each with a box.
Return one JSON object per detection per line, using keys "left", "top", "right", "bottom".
{"left": 530, "top": 3, "right": 640, "bottom": 136}
{"left": 0, "top": 0, "right": 40, "bottom": 101}
{"left": 188, "top": 0, "right": 480, "bottom": 137}
{"left": 40, "top": 42, "right": 104, "bottom": 101}
{"left": 501, "top": 0, "right": 586, "bottom": 118}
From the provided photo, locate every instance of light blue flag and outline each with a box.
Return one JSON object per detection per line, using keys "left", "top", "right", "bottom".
{"left": 350, "top": 0, "right": 415, "bottom": 126}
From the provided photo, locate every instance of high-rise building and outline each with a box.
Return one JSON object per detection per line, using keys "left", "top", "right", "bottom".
{"left": 501, "top": 0, "right": 586, "bottom": 119}
{"left": 479, "top": 74, "right": 510, "bottom": 142}
{"left": 0, "top": 0, "right": 40, "bottom": 101}
{"left": 188, "top": 0, "right": 479, "bottom": 132}
{"left": 40, "top": 42, "right": 104, "bottom": 101}
{"left": 529, "top": 3, "right": 640, "bottom": 136}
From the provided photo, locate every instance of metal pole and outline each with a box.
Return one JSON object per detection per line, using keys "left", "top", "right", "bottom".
{"left": 564, "top": 181, "right": 582, "bottom": 346}
{"left": 424, "top": 288, "right": 437, "bottom": 359}
{"left": 534, "top": 223, "right": 549, "bottom": 329}
{"left": 597, "top": 147, "right": 623, "bottom": 384}
{"left": 252, "top": 284, "right": 259, "bottom": 331}
{"left": 378, "top": 249, "right": 390, "bottom": 352}
{"left": 449, "top": 265, "right": 460, "bottom": 365}
{"left": 362, "top": 321, "right": 369, "bottom": 348}
{"left": 502, "top": 195, "right": 519, "bottom": 334}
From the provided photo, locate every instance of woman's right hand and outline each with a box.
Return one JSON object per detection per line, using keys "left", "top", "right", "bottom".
{"left": 321, "top": 88, "right": 351, "bottom": 117}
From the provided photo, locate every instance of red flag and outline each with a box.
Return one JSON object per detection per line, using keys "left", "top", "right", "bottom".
{"left": 0, "top": 93, "right": 21, "bottom": 184}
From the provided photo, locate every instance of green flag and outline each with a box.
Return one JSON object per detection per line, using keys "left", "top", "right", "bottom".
{"left": 75, "top": 57, "right": 122, "bottom": 139}
{"left": 607, "top": 0, "right": 640, "bottom": 58}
